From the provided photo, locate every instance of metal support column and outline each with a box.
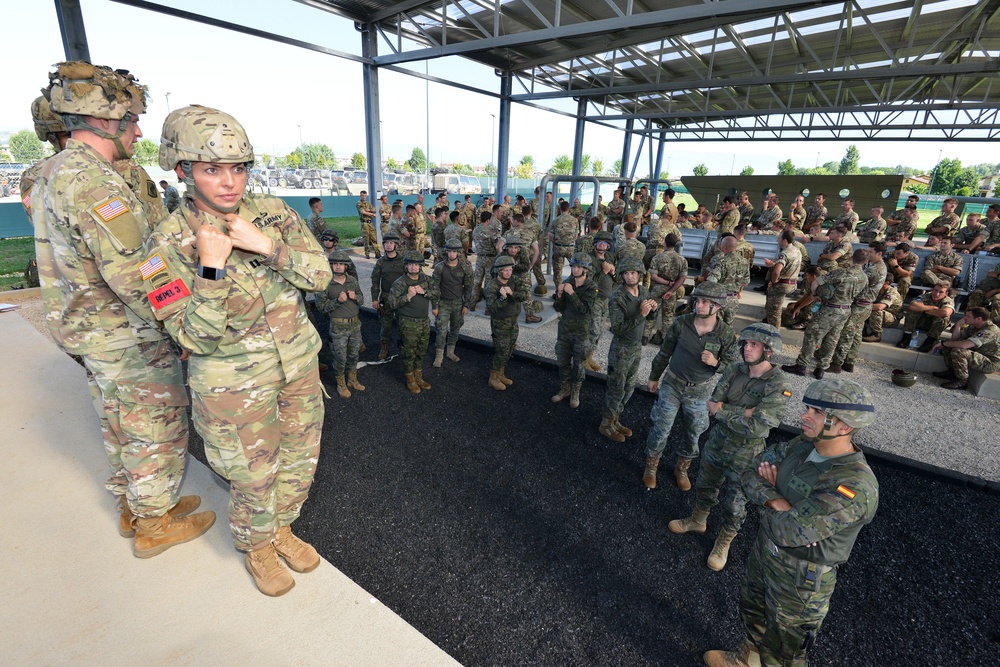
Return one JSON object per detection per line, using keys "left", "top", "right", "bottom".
{"left": 570, "top": 97, "right": 587, "bottom": 203}
{"left": 651, "top": 131, "right": 666, "bottom": 204}
{"left": 496, "top": 71, "right": 512, "bottom": 201}
{"left": 359, "top": 23, "right": 383, "bottom": 244}
{"left": 619, "top": 119, "right": 633, "bottom": 180}
{"left": 54, "top": 0, "right": 90, "bottom": 62}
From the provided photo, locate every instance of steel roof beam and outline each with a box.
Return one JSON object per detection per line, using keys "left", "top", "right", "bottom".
{"left": 588, "top": 102, "right": 998, "bottom": 121}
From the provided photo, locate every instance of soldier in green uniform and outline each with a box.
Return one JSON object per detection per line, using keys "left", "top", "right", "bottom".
{"left": 430, "top": 238, "right": 474, "bottom": 367}
{"left": 20, "top": 96, "right": 70, "bottom": 222}
{"left": 471, "top": 211, "right": 502, "bottom": 309}
{"left": 643, "top": 281, "right": 739, "bottom": 491}
{"left": 552, "top": 253, "right": 599, "bottom": 410}
{"left": 548, "top": 200, "right": 580, "bottom": 286}
{"left": 952, "top": 212, "right": 989, "bottom": 254}
{"left": 753, "top": 194, "right": 783, "bottom": 232}
{"left": 387, "top": 251, "right": 438, "bottom": 394}
{"left": 763, "top": 231, "right": 802, "bottom": 328}
{"left": 378, "top": 194, "right": 392, "bottom": 236}
{"left": 606, "top": 188, "right": 626, "bottom": 231}
{"left": 371, "top": 233, "right": 406, "bottom": 359}
{"left": 834, "top": 198, "right": 860, "bottom": 238}
{"left": 499, "top": 231, "right": 541, "bottom": 324}
{"left": 787, "top": 194, "right": 807, "bottom": 231}
{"left": 783, "top": 250, "right": 868, "bottom": 379}
{"left": 356, "top": 190, "right": 381, "bottom": 259}
{"left": 896, "top": 282, "right": 956, "bottom": 352}
{"left": 306, "top": 197, "right": 327, "bottom": 240}
{"left": 485, "top": 255, "right": 528, "bottom": 390}
{"left": 856, "top": 205, "right": 887, "bottom": 243}
{"left": 932, "top": 307, "right": 1000, "bottom": 390}
{"left": 965, "top": 267, "right": 1000, "bottom": 324}
{"left": 923, "top": 197, "right": 961, "bottom": 236}
{"left": 670, "top": 324, "right": 791, "bottom": 572}
{"left": 816, "top": 226, "right": 852, "bottom": 272}
{"left": 34, "top": 63, "right": 212, "bottom": 557}
{"left": 828, "top": 242, "right": 887, "bottom": 373}
{"left": 919, "top": 236, "right": 963, "bottom": 287}
{"left": 316, "top": 249, "right": 365, "bottom": 398}
{"left": 585, "top": 230, "right": 617, "bottom": 371}
{"left": 803, "top": 193, "right": 828, "bottom": 236}
{"left": 716, "top": 197, "right": 742, "bottom": 235}
{"left": 148, "top": 105, "right": 331, "bottom": 595}
{"left": 707, "top": 236, "right": 751, "bottom": 325}
{"left": 862, "top": 278, "right": 903, "bottom": 342}
{"left": 885, "top": 242, "right": 918, "bottom": 297}
{"left": 645, "top": 233, "right": 688, "bottom": 344}
{"left": 599, "top": 257, "right": 658, "bottom": 442}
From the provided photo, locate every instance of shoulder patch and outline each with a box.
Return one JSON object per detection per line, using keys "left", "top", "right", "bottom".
{"left": 836, "top": 485, "right": 856, "bottom": 500}
{"left": 148, "top": 278, "right": 191, "bottom": 311}
{"left": 146, "top": 180, "right": 158, "bottom": 199}
{"left": 21, "top": 187, "right": 31, "bottom": 212}
{"left": 783, "top": 390, "right": 792, "bottom": 397}
{"left": 93, "top": 195, "right": 143, "bottom": 253}
{"left": 95, "top": 197, "right": 129, "bottom": 222}
{"left": 139, "top": 253, "right": 167, "bottom": 280}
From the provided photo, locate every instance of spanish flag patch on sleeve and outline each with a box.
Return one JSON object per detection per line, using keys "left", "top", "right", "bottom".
{"left": 836, "top": 485, "right": 856, "bottom": 499}
{"left": 782, "top": 390, "right": 792, "bottom": 397}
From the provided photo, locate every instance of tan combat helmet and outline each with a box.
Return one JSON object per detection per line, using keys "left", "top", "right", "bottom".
{"left": 31, "top": 96, "right": 68, "bottom": 150}
{"left": 159, "top": 105, "right": 254, "bottom": 214}
{"left": 47, "top": 61, "right": 147, "bottom": 158}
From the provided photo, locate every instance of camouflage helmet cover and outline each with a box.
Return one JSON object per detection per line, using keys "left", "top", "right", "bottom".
{"left": 594, "top": 230, "right": 614, "bottom": 245}
{"left": 328, "top": 249, "right": 351, "bottom": 264}
{"left": 382, "top": 233, "right": 400, "bottom": 242}
{"left": 320, "top": 229, "right": 339, "bottom": 241}
{"left": 691, "top": 280, "right": 728, "bottom": 305}
{"left": 803, "top": 379, "right": 876, "bottom": 429}
{"left": 493, "top": 255, "right": 516, "bottom": 270}
{"left": 402, "top": 250, "right": 425, "bottom": 265}
{"left": 738, "top": 323, "right": 783, "bottom": 355}
{"left": 568, "top": 252, "right": 593, "bottom": 271}
{"left": 31, "top": 96, "right": 67, "bottom": 140}
{"left": 159, "top": 105, "right": 254, "bottom": 170}
{"left": 618, "top": 256, "right": 646, "bottom": 275}
{"left": 444, "top": 238, "right": 464, "bottom": 251}
{"left": 47, "top": 61, "right": 147, "bottom": 119}
{"left": 503, "top": 231, "right": 524, "bottom": 246}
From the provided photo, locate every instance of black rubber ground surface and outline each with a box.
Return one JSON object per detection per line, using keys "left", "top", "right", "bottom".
{"left": 187, "top": 313, "right": 1000, "bottom": 666}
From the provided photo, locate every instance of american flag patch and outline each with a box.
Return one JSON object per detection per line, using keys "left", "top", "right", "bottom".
{"left": 94, "top": 197, "right": 128, "bottom": 222}
{"left": 21, "top": 187, "right": 31, "bottom": 210}
{"left": 139, "top": 254, "right": 166, "bottom": 280}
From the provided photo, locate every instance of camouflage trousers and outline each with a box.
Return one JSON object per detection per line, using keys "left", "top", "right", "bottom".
{"left": 491, "top": 315, "right": 519, "bottom": 371}
{"left": 377, "top": 305, "right": 397, "bottom": 345}
{"left": 740, "top": 529, "right": 837, "bottom": 667}
{"left": 82, "top": 340, "right": 189, "bottom": 518}
{"left": 192, "top": 360, "right": 323, "bottom": 551}
{"left": 646, "top": 370, "right": 715, "bottom": 460}
{"left": 362, "top": 222, "right": 381, "bottom": 257}
{"left": 831, "top": 303, "right": 872, "bottom": 367}
{"left": 398, "top": 315, "right": 430, "bottom": 372}
{"left": 588, "top": 296, "right": 610, "bottom": 352}
{"left": 795, "top": 306, "right": 851, "bottom": 369}
{"left": 720, "top": 295, "right": 740, "bottom": 325}
{"left": 785, "top": 303, "right": 818, "bottom": 329}
{"left": 895, "top": 275, "right": 912, "bottom": 298}
{"left": 966, "top": 277, "right": 1000, "bottom": 322}
{"left": 329, "top": 317, "right": 362, "bottom": 376}
{"left": 531, "top": 260, "right": 546, "bottom": 291}
{"left": 920, "top": 269, "right": 953, "bottom": 288}
{"left": 645, "top": 285, "right": 683, "bottom": 338}
{"left": 602, "top": 338, "right": 641, "bottom": 420}
{"left": 556, "top": 321, "right": 590, "bottom": 384}
{"left": 865, "top": 308, "right": 898, "bottom": 337}
{"left": 943, "top": 346, "right": 1000, "bottom": 382}
{"left": 901, "top": 311, "right": 950, "bottom": 339}
{"left": 473, "top": 254, "right": 496, "bottom": 301}
{"left": 307, "top": 301, "right": 333, "bottom": 365}
{"left": 434, "top": 299, "right": 465, "bottom": 350}
{"left": 693, "top": 427, "right": 766, "bottom": 532}
{"left": 764, "top": 283, "right": 795, "bottom": 328}
{"left": 550, "top": 244, "right": 575, "bottom": 283}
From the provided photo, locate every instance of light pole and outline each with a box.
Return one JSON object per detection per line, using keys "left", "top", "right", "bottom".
{"left": 730, "top": 154, "right": 736, "bottom": 175}
{"left": 815, "top": 152, "right": 820, "bottom": 168}
{"left": 297, "top": 124, "right": 303, "bottom": 149}
{"left": 164, "top": 92, "right": 171, "bottom": 113}
{"left": 928, "top": 148, "right": 944, "bottom": 194}
{"left": 490, "top": 113, "right": 496, "bottom": 193}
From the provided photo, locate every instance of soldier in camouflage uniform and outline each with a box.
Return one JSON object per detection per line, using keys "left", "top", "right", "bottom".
{"left": 445, "top": 210, "right": 468, "bottom": 255}
{"left": 599, "top": 257, "right": 658, "bottom": 443}
{"left": 932, "top": 307, "right": 1000, "bottom": 390}
{"left": 952, "top": 212, "right": 989, "bottom": 254}
{"left": 147, "top": 105, "right": 331, "bottom": 594}
{"left": 548, "top": 200, "right": 580, "bottom": 285}
{"left": 431, "top": 238, "right": 474, "bottom": 367}
{"left": 885, "top": 242, "right": 918, "bottom": 297}
{"left": 829, "top": 243, "right": 887, "bottom": 373}
{"left": 429, "top": 206, "right": 449, "bottom": 262}
{"left": 670, "top": 324, "right": 791, "bottom": 573}
{"left": 471, "top": 211, "right": 502, "bottom": 309}
{"left": 736, "top": 191, "right": 755, "bottom": 225}
{"left": 896, "top": 282, "right": 956, "bottom": 352}
{"left": 569, "top": 198, "right": 586, "bottom": 233}
{"left": 644, "top": 233, "right": 687, "bottom": 344}
{"left": 644, "top": 281, "right": 739, "bottom": 491}
{"left": 514, "top": 208, "right": 547, "bottom": 295}
{"left": 862, "top": 278, "right": 903, "bottom": 342}
{"left": 606, "top": 189, "right": 626, "bottom": 231}
{"left": 485, "top": 255, "right": 528, "bottom": 390}
{"left": 965, "top": 267, "right": 1000, "bottom": 324}
{"left": 160, "top": 180, "right": 181, "bottom": 213}
{"left": 923, "top": 197, "right": 961, "bottom": 236}
{"left": 787, "top": 194, "right": 807, "bottom": 231}
{"left": 617, "top": 221, "right": 646, "bottom": 266}
{"left": 761, "top": 231, "right": 802, "bottom": 328}
{"left": 753, "top": 194, "right": 783, "bottom": 232}
{"left": 919, "top": 236, "right": 963, "bottom": 287}
{"left": 33, "top": 63, "right": 212, "bottom": 557}
{"left": 552, "top": 253, "right": 598, "bottom": 409}
{"left": 20, "top": 96, "right": 70, "bottom": 222}
{"left": 379, "top": 194, "right": 392, "bottom": 235}
{"left": 856, "top": 205, "right": 887, "bottom": 243}
{"left": 387, "top": 251, "right": 439, "bottom": 394}
{"left": 356, "top": 191, "right": 381, "bottom": 259}
{"left": 586, "top": 230, "right": 618, "bottom": 371}
{"left": 816, "top": 226, "right": 852, "bottom": 272}
{"left": 803, "top": 193, "right": 828, "bottom": 236}
{"left": 716, "top": 197, "right": 742, "bottom": 234}
{"left": 707, "top": 236, "right": 751, "bottom": 325}
{"left": 704, "top": 379, "right": 879, "bottom": 667}
{"left": 834, "top": 198, "right": 860, "bottom": 238}
{"left": 306, "top": 197, "right": 327, "bottom": 240}
{"left": 499, "top": 231, "right": 541, "bottom": 324}
{"left": 783, "top": 250, "right": 869, "bottom": 379}
{"left": 316, "top": 249, "right": 365, "bottom": 398}
{"left": 371, "top": 234, "right": 406, "bottom": 359}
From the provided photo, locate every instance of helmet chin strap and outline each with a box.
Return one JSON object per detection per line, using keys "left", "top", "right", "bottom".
{"left": 809, "top": 414, "right": 848, "bottom": 443}
{"left": 180, "top": 161, "right": 242, "bottom": 215}
{"left": 742, "top": 347, "right": 769, "bottom": 366}
{"left": 695, "top": 302, "right": 719, "bottom": 319}
{"left": 83, "top": 113, "right": 134, "bottom": 159}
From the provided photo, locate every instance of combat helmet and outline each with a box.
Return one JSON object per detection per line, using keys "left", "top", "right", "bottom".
{"left": 738, "top": 323, "right": 783, "bottom": 355}
{"left": 31, "top": 96, "right": 67, "bottom": 148}
{"left": 159, "top": 105, "right": 254, "bottom": 214}
{"left": 617, "top": 256, "right": 645, "bottom": 275}
{"left": 568, "top": 252, "right": 593, "bottom": 272}
{"left": 320, "top": 229, "right": 339, "bottom": 243}
{"left": 803, "top": 379, "right": 876, "bottom": 430}
{"left": 690, "top": 280, "right": 728, "bottom": 306}
{"left": 403, "top": 250, "right": 425, "bottom": 265}
{"left": 593, "top": 230, "right": 613, "bottom": 247}
{"left": 47, "top": 61, "right": 147, "bottom": 158}
{"left": 328, "top": 249, "right": 351, "bottom": 265}
{"left": 445, "top": 238, "right": 464, "bottom": 251}
{"left": 493, "top": 255, "right": 515, "bottom": 270}
{"left": 503, "top": 231, "right": 524, "bottom": 246}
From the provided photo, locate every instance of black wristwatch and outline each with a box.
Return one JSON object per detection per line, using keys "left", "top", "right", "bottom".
{"left": 197, "top": 265, "right": 227, "bottom": 281}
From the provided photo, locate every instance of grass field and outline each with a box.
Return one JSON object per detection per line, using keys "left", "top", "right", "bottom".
{"left": 0, "top": 237, "right": 36, "bottom": 291}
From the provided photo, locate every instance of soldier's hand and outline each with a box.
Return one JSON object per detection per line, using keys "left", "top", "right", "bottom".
{"left": 563, "top": 282, "right": 575, "bottom": 295}
{"left": 347, "top": 290, "right": 356, "bottom": 300}
{"left": 648, "top": 380, "right": 660, "bottom": 393}
{"left": 557, "top": 283, "right": 565, "bottom": 296}
{"left": 701, "top": 350, "right": 719, "bottom": 367}
{"left": 745, "top": 407, "right": 755, "bottom": 418}
{"left": 224, "top": 214, "right": 274, "bottom": 255}
{"left": 407, "top": 285, "right": 419, "bottom": 300}
{"left": 461, "top": 307, "right": 468, "bottom": 316}
{"left": 639, "top": 300, "right": 655, "bottom": 316}
{"left": 706, "top": 400, "right": 722, "bottom": 415}
{"left": 432, "top": 308, "right": 439, "bottom": 317}
{"left": 195, "top": 223, "right": 233, "bottom": 268}
{"left": 337, "top": 291, "right": 348, "bottom": 303}
{"left": 372, "top": 300, "right": 380, "bottom": 310}
{"left": 413, "top": 285, "right": 426, "bottom": 295}
{"left": 758, "top": 461, "right": 779, "bottom": 487}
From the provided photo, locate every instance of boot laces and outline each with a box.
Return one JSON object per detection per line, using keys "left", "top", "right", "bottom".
{"left": 251, "top": 544, "right": 284, "bottom": 574}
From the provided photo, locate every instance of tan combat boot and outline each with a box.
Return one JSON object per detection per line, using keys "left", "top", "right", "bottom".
{"left": 704, "top": 642, "right": 761, "bottom": 667}
{"left": 347, "top": 371, "right": 365, "bottom": 392}
{"left": 488, "top": 369, "right": 507, "bottom": 391}
{"left": 274, "top": 525, "right": 320, "bottom": 573}
{"left": 674, "top": 457, "right": 694, "bottom": 491}
{"left": 599, "top": 417, "right": 625, "bottom": 443}
{"left": 613, "top": 414, "right": 633, "bottom": 437}
{"left": 405, "top": 372, "right": 421, "bottom": 394}
{"left": 335, "top": 375, "right": 352, "bottom": 398}
{"left": 642, "top": 455, "right": 661, "bottom": 489}
{"left": 446, "top": 344, "right": 460, "bottom": 362}
{"left": 378, "top": 342, "right": 389, "bottom": 360}
{"left": 569, "top": 383, "right": 582, "bottom": 409}
{"left": 584, "top": 353, "right": 602, "bottom": 372}
{"left": 414, "top": 369, "right": 432, "bottom": 390}
{"left": 499, "top": 368, "right": 513, "bottom": 386}
{"left": 133, "top": 510, "right": 216, "bottom": 559}
{"left": 433, "top": 348, "right": 445, "bottom": 368}
{"left": 668, "top": 508, "right": 709, "bottom": 534}
{"left": 128, "top": 494, "right": 203, "bottom": 538}
{"left": 551, "top": 382, "right": 572, "bottom": 403}
{"left": 245, "top": 542, "right": 295, "bottom": 597}
{"left": 707, "top": 527, "right": 739, "bottom": 571}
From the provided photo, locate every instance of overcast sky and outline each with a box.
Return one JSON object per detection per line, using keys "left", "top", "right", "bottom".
{"left": 4, "top": 0, "right": 997, "bottom": 177}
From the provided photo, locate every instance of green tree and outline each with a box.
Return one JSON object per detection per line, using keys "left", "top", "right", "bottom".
{"left": 131, "top": 139, "right": 158, "bottom": 166}
{"left": 838, "top": 145, "right": 861, "bottom": 175}
{"left": 519, "top": 155, "right": 534, "bottom": 168}
{"left": 386, "top": 157, "right": 400, "bottom": 170}
{"left": 611, "top": 159, "right": 623, "bottom": 176}
{"left": 260, "top": 153, "right": 272, "bottom": 168}
{"left": 777, "top": 159, "right": 795, "bottom": 175}
{"left": 514, "top": 162, "right": 533, "bottom": 179}
{"left": 351, "top": 152, "right": 366, "bottom": 169}
{"left": 658, "top": 171, "right": 670, "bottom": 181}
{"left": 484, "top": 162, "right": 497, "bottom": 177}
{"left": 591, "top": 158, "right": 604, "bottom": 176}
{"left": 285, "top": 150, "right": 303, "bottom": 169}
{"left": 300, "top": 142, "right": 336, "bottom": 169}
{"left": 409, "top": 147, "right": 426, "bottom": 173}
{"left": 931, "top": 158, "right": 978, "bottom": 195}
{"left": 993, "top": 180, "right": 1000, "bottom": 198}
{"left": 693, "top": 163, "right": 708, "bottom": 177}
{"left": 580, "top": 154, "right": 591, "bottom": 175}
{"left": 8, "top": 129, "right": 46, "bottom": 163}
{"left": 273, "top": 155, "right": 288, "bottom": 169}
{"left": 550, "top": 155, "right": 573, "bottom": 175}
{"left": 907, "top": 183, "right": 929, "bottom": 195}
{"left": 740, "top": 165, "right": 754, "bottom": 176}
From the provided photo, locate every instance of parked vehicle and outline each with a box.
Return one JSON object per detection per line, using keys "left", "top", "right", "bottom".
{"left": 431, "top": 171, "right": 482, "bottom": 195}
{"left": 266, "top": 169, "right": 287, "bottom": 188}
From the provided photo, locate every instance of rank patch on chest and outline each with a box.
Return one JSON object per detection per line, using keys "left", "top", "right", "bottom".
{"left": 139, "top": 253, "right": 166, "bottom": 280}
{"left": 148, "top": 278, "right": 191, "bottom": 310}
{"left": 95, "top": 197, "right": 129, "bottom": 222}
{"left": 836, "top": 485, "right": 856, "bottom": 500}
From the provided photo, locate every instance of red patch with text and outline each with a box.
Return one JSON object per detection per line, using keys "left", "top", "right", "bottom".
{"left": 148, "top": 278, "right": 191, "bottom": 310}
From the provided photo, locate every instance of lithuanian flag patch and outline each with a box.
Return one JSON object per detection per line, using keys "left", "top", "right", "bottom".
{"left": 836, "top": 485, "right": 856, "bottom": 499}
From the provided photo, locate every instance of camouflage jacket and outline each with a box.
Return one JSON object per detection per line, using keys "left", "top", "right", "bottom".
{"left": 754, "top": 206, "right": 782, "bottom": 229}
{"left": 924, "top": 250, "right": 963, "bottom": 274}
{"left": 143, "top": 194, "right": 332, "bottom": 393}
{"left": 708, "top": 252, "right": 750, "bottom": 292}
{"left": 444, "top": 222, "right": 466, "bottom": 246}
{"left": 609, "top": 283, "right": 654, "bottom": 343}
{"left": 568, "top": 205, "right": 585, "bottom": 221}
{"left": 575, "top": 234, "right": 595, "bottom": 256}
{"left": 816, "top": 265, "right": 868, "bottom": 306}
{"left": 387, "top": 272, "right": 436, "bottom": 318}
{"left": 787, "top": 205, "right": 807, "bottom": 230}
{"left": 484, "top": 275, "right": 527, "bottom": 318}
{"left": 554, "top": 276, "right": 598, "bottom": 331}
{"left": 649, "top": 249, "right": 688, "bottom": 285}
{"left": 32, "top": 139, "right": 166, "bottom": 354}
{"left": 659, "top": 201, "right": 678, "bottom": 226}
{"left": 307, "top": 211, "right": 327, "bottom": 240}
{"left": 114, "top": 159, "right": 168, "bottom": 224}
{"left": 648, "top": 220, "right": 680, "bottom": 248}
{"left": 430, "top": 258, "right": 474, "bottom": 309}
{"left": 717, "top": 208, "right": 741, "bottom": 234}
{"left": 315, "top": 274, "right": 364, "bottom": 317}
{"left": 858, "top": 260, "right": 887, "bottom": 303}
{"left": 19, "top": 159, "right": 44, "bottom": 221}
{"left": 162, "top": 185, "right": 181, "bottom": 213}
{"left": 953, "top": 224, "right": 988, "bottom": 245}
{"left": 957, "top": 321, "right": 1000, "bottom": 363}
{"left": 774, "top": 244, "right": 802, "bottom": 281}
{"left": 735, "top": 239, "right": 755, "bottom": 267}
{"left": 911, "top": 291, "right": 955, "bottom": 314}
{"left": 738, "top": 203, "right": 755, "bottom": 224}
{"left": 742, "top": 435, "right": 879, "bottom": 566}
{"left": 379, "top": 203, "right": 392, "bottom": 224}
{"left": 472, "top": 220, "right": 501, "bottom": 255}
{"left": 888, "top": 250, "right": 918, "bottom": 278}
{"left": 857, "top": 217, "right": 887, "bottom": 243}
{"left": 551, "top": 212, "right": 579, "bottom": 245}
{"left": 792, "top": 240, "right": 811, "bottom": 268}
{"left": 818, "top": 238, "right": 853, "bottom": 271}
{"left": 874, "top": 285, "right": 903, "bottom": 317}
{"left": 926, "top": 212, "right": 960, "bottom": 234}
{"left": 356, "top": 199, "right": 375, "bottom": 223}
{"left": 521, "top": 218, "right": 542, "bottom": 246}
{"left": 710, "top": 362, "right": 791, "bottom": 441}
{"left": 616, "top": 238, "right": 646, "bottom": 264}
{"left": 835, "top": 210, "right": 860, "bottom": 231}
{"left": 606, "top": 198, "right": 626, "bottom": 220}
{"left": 804, "top": 204, "right": 828, "bottom": 228}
